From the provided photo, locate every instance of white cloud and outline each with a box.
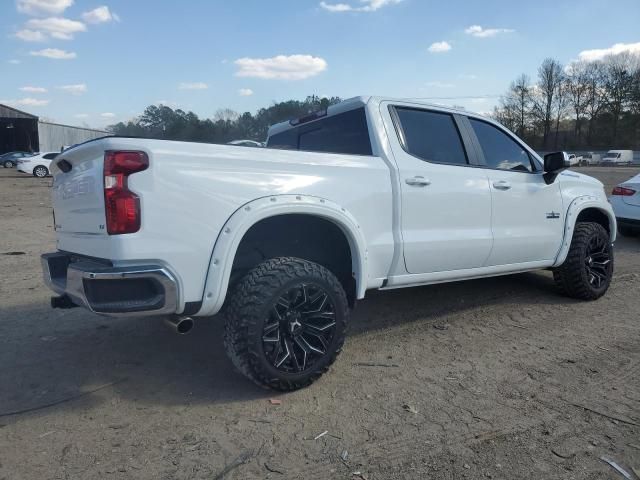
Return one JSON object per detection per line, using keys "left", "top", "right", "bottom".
{"left": 74, "top": 113, "right": 89, "bottom": 118}
{"left": 425, "top": 81, "right": 455, "bottom": 88}
{"left": 8, "top": 59, "right": 22, "bottom": 64}
{"left": 30, "top": 48, "right": 76, "bottom": 59}
{"left": 100, "top": 112, "right": 116, "bottom": 118}
{"left": 238, "top": 88, "right": 254, "bottom": 96}
{"left": 14, "top": 29, "right": 47, "bottom": 41}
{"left": 82, "top": 6, "right": 119, "bottom": 24}
{"left": 57, "top": 83, "right": 87, "bottom": 95}
{"left": 235, "top": 54, "right": 328, "bottom": 80}
{"left": 470, "top": 97, "right": 488, "bottom": 104}
{"left": 428, "top": 41, "right": 451, "bottom": 53}
{"left": 578, "top": 42, "right": 640, "bottom": 62}
{"left": 178, "top": 82, "right": 208, "bottom": 90}
{"left": 20, "top": 86, "right": 47, "bottom": 93}
{"left": 25, "top": 17, "right": 86, "bottom": 40}
{"left": 0, "top": 97, "right": 50, "bottom": 107}
{"left": 17, "top": 0, "right": 73, "bottom": 16}
{"left": 320, "top": 0, "right": 402, "bottom": 12}
{"left": 459, "top": 73, "right": 478, "bottom": 80}
{"left": 464, "top": 25, "right": 514, "bottom": 38}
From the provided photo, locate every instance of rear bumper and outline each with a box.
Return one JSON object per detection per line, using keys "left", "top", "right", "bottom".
{"left": 41, "top": 252, "right": 178, "bottom": 316}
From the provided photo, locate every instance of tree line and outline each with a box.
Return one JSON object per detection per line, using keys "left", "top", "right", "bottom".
{"left": 108, "top": 95, "right": 342, "bottom": 144}
{"left": 492, "top": 53, "right": 640, "bottom": 151}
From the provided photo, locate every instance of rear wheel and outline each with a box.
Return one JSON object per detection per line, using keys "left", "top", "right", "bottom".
{"left": 3, "top": 160, "right": 14, "bottom": 168}
{"left": 223, "top": 257, "right": 349, "bottom": 391}
{"left": 553, "top": 222, "right": 613, "bottom": 300}
{"left": 33, "top": 165, "right": 48, "bottom": 177}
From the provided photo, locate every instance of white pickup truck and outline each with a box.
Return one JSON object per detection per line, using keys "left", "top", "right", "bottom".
{"left": 42, "top": 96, "right": 616, "bottom": 390}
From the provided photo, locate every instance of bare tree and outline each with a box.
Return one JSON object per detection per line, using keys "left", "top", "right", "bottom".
{"left": 565, "top": 61, "right": 590, "bottom": 142}
{"left": 532, "top": 58, "right": 563, "bottom": 148}
{"left": 584, "top": 61, "right": 606, "bottom": 145}
{"left": 214, "top": 108, "right": 240, "bottom": 123}
{"left": 603, "top": 53, "right": 636, "bottom": 144}
{"left": 493, "top": 74, "right": 532, "bottom": 137}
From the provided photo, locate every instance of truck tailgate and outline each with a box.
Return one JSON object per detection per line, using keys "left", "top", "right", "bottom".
{"left": 52, "top": 142, "right": 106, "bottom": 235}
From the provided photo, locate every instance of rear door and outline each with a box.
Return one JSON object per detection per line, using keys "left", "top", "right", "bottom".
{"left": 382, "top": 103, "right": 493, "bottom": 274}
{"left": 465, "top": 117, "right": 564, "bottom": 266}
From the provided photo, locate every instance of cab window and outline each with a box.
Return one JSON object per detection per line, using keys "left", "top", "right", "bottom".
{"left": 469, "top": 118, "right": 535, "bottom": 172}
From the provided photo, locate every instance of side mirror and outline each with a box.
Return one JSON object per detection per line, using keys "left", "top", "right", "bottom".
{"left": 543, "top": 151, "right": 570, "bottom": 184}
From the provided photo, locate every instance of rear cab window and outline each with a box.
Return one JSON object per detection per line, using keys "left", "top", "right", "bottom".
{"left": 267, "top": 107, "right": 373, "bottom": 156}
{"left": 392, "top": 107, "right": 468, "bottom": 166}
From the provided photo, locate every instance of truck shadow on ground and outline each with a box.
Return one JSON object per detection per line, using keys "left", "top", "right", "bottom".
{"left": 0, "top": 269, "right": 579, "bottom": 423}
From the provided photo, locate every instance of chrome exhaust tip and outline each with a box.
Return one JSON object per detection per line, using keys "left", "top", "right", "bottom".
{"left": 165, "top": 316, "right": 194, "bottom": 335}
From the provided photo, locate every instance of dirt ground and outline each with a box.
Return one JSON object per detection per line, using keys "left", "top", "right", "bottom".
{"left": 0, "top": 165, "right": 639, "bottom": 480}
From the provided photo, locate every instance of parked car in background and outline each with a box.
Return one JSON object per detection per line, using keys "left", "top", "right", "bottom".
{"left": 16, "top": 152, "right": 58, "bottom": 177}
{"left": 567, "top": 154, "right": 582, "bottom": 166}
{"left": 601, "top": 150, "right": 634, "bottom": 166}
{"left": 227, "top": 140, "right": 265, "bottom": 148}
{"left": 1, "top": 151, "right": 34, "bottom": 168}
{"left": 580, "top": 152, "right": 601, "bottom": 166}
{"left": 41, "top": 96, "right": 616, "bottom": 391}
{"left": 610, "top": 173, "right": 640, "bottom": 237}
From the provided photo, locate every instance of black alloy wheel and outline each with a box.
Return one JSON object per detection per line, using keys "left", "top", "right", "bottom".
{"left": 262, "top": 283, "right": 337, "bottom": 373}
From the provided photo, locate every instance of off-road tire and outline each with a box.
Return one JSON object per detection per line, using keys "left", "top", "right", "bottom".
{"left": 553, "top": 222, "right": 613, "bottom": 300}
{"left": 223, "top": 257, "right": 349, "bottom": 391}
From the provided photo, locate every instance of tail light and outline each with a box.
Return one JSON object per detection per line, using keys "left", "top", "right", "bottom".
{"left": 104, "top": 151, "right": 148, "bottom": 234}
{"left": 611, "top": 186, "right": 636, "bottom": 196}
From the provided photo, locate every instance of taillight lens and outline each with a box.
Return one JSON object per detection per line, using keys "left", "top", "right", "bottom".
{"left": 611, "top": 186, "right": 636, "bottom": 196}
{"left": 104, "top": 151, "right": 148, "bottom": 234}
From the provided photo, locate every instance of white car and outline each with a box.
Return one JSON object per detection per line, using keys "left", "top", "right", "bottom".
{"left": 227, "top": 140, "right": 265, "bottom": 148}
{"left": 16, "top": 152, "right": 58, "bottom": 177}
{"left": 41, "top": 96, "right": 616, "bottom": 391}
{"left": 610, "top": 173, "right": 640, "bottom": 236}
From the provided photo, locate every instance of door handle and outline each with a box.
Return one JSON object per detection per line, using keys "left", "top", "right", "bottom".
{"left": 492, "top": 180, "right": 511, "bottom": 190}
{"left": 405, "top": 176, "right": 431, "bottom": 187}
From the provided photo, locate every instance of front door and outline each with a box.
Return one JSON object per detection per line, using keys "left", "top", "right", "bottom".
{"left": 466, "top": 117, "right": 564, "bottom": 266}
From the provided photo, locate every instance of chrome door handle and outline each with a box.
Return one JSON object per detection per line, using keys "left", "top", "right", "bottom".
{"left": 405, "top": 176, "right": 431, "bottom": 187}
{"left": 492, "top": 180, "right": 511, "bottom": 190}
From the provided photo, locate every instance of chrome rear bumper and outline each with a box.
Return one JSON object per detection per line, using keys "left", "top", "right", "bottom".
{"left": 41, "top": 252, "right": 178, "bottom": 316}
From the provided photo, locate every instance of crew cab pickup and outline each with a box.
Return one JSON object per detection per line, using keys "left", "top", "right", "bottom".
{"left": 42, "top": 96, "right": 616, "bottom": 390}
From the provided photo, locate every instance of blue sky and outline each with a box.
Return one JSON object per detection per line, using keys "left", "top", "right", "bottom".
{"left": 1, "top": 0, "right": 639, "bottom": 128}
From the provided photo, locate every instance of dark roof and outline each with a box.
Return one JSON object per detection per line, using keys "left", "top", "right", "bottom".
{"left": 0, "top": 103, "right": 39, "bottom": 120}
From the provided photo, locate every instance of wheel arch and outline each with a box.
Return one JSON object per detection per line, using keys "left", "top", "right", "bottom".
{"left": 553, "top": 196, "right": 617, "bottom": 267}
{"left": 196, "top": 195, "right": 368, "bottom": 316}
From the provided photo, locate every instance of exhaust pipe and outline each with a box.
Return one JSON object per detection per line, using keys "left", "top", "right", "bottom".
{"left": 165, "top": 316, "right": 194, "bottom": 335}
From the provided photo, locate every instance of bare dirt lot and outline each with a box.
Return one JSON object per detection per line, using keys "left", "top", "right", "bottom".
{"left": 1, "top": 166, "right": 639, "bottom": 480}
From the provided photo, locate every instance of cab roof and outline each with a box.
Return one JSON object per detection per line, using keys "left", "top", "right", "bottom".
{"left": 267, "top": 96, "right": 484, "bottom": 138}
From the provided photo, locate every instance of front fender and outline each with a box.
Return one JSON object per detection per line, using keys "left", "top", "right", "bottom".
{"left": 195, "top": 194, "right": 369, "bottom": 316}
{"left": 553, "top": 195, "right": 616, "bottom": 267}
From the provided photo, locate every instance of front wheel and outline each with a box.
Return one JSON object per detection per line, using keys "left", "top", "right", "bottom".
{"left": 553, "top": 222, "right": 613, "bottom": 300}
{"left": 33, "top": 165, "right": 48, "bottom": 177}
{"left": 223, "top": 257, "right": 349, "bottom": 391}
{"left": 3, "top": 160, "right": 14, "bottom": 168}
